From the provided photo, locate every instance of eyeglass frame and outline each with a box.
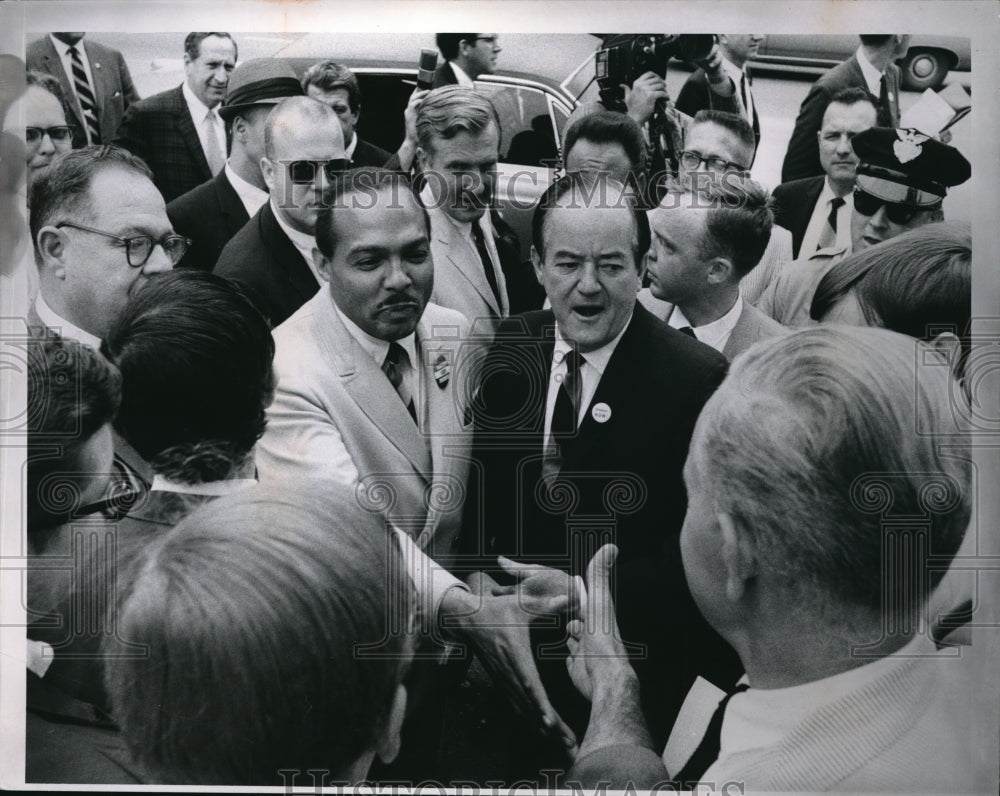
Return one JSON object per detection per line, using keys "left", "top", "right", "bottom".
{"left": 285, "top": 158, "right": 351, "bottom": 185}
{"left": 678, "top": 149, "right": 750, "bottom": 174}
{"left": 54, "top": 222, "right": 191, "bottom": 268}
{"left": 25, "top": 125, "right": 77, "bottom": 146}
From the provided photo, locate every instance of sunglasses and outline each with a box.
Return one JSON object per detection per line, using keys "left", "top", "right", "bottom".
{"left": 853, "top": 188, "right": 936, "bottom": 224}
{"left": 286, "top": 159, "right": 350, "bottom": 184}
{"left": 26, "top": 125, "right": 75, "bottom": 146}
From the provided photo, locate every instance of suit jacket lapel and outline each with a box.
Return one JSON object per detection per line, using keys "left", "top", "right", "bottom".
{"left": 215, "top": 171, "right": 251, "bottom": 235}
{"left": 175, "top": 86, "right": 212, "bottom": 178}
{"left": 314, "top": 295, "right": 432, "bottom": 478}
{"left": 426, "top": 196, "right": 502, "bottom": 317}
{"left": 81, "top": 40, "right": 106, "bottom": 120}
{"left": 41, "top": 39, "right": 84, "bottom": 130}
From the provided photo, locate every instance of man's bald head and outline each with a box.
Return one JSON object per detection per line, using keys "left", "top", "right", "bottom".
{"left": 263, "top": 95, "right": 344, "bottom": 160}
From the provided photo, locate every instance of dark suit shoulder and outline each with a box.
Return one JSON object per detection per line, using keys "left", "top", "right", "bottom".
{"left": 129, "top": 84, "right": 185, "bottom": 112}
{"left": 432, "top": 62, "right": 458, "bottom": 88}
{"left": 628, "top": 304, "right": 728, "bottom": 379}
{"left": 352, "top": 138, "right": 393, "bottom": 167}
{"left": 167, "top": 175, "right": 218, "bottom": 220}
{"left": 675, "top": 68, "right": 709, "bottom": 116}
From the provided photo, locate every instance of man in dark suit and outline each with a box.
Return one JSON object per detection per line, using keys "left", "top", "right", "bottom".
{"left": 26, "top": 33, "right": 139, "bottom": 148}
{"left": 676, "top": 34, "right": 763, "bottom": 148}
{"left": 113, "top": 32, "right": 237, "bottom": 202}
{"left": 642, "top": 178, "right": 785, "bottom": 360}
{"left": 167, "top": 59, "right": 304, "bottom": 271}
{"left": 461, "top": 173, "right": 740, "bottom": 769}
{"left": 301, "top": 61, "right": 392, "bottom": 167}
{"left": 433, "top": 33, "right": 502, "bottom": 88}
{"left": 213, "top": 96, "right": 345, "bottom": 326}
{"left": 781, "top": 34, "right": 909, "bottom": 183}
{"left": 772, "top": 88, "right": 878, "bottom": 259}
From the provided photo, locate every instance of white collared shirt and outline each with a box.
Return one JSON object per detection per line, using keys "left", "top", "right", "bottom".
{"left": 345, "top": 132, "right": 358, "bottom": 162}
{"left": 332, "top": 300, "right": 422, "bottom": 423}
{"left": 269, "top": 198, "right": 323, "bottom": 283}
{"left": 447, "top": 60, "right": 476, "bottom": 88}
{"left": 855, "top": 45, "right": 885, "bottom": 96}
{"left": 182, "top": 80, "right": 227, "bottom": 163}
{"left": 224, "top": 162, "right": 268, "bottom": 218}
{"left": 151, "top": 474, "right": 257, "bottom": 496}
{"left": 543, "top": 316, "right": 632, "bottom": 451}
{"left": 49, "top": 35, "right": 97, "bottom": 142}
{"left": 721, "top": 55, "right": 753, "bottom": 122}
{"left": 34, "top": 293, "right": 102, "bottom": 350}
{"left": 668, "top": 296, "right": 743, "bottom": 354}
{"left": 799, "top": 178, "right": 854, "bottom": 259}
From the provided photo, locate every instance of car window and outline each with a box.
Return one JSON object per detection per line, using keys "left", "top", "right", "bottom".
{"left": 476, "top": 82, "right": 560, "bottom": 169}
{"left": 353, "top": 73, "right": 415, "bottom": 153}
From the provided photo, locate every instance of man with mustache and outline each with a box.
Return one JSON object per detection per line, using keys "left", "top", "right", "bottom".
{"left": 771, "top": 88, "right": 878, "bottom": 259}
{"left": 214, "top": 96, "right": 346, "bottom": 326}
{"left": 113, "top": 32, "right": 237, "bottom": 202}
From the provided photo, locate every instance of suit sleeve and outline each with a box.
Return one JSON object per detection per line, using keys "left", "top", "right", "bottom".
{"left": 117, "top": 51, "right": 140, "bottom": 107}
{"left": 111, "top": 103, "right": 146, "bottom": 161}
{"left": 781, "top": 83, "right": 830, "bottom": 183}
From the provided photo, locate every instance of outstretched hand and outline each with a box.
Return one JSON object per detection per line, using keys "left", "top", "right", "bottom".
{"left": 489, "top": 556, "right": 584, "bottom": 618}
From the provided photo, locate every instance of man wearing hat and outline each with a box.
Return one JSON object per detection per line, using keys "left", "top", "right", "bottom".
{"left": 167, "top": 58, "right": 303, "bottom": 271}
{"left": 758, "top": 127, "right": 970, "bottom": 327}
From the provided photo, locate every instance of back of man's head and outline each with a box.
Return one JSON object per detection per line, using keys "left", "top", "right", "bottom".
{"left": 105, "top": 481, "right": 415, "bottom": 785}
{"left": 102, "top": 269, "right": 275, "bottom": 484}
{"left": 415, "top": 85, "right": 500, "bottom": 153}
{"left": 436, "top": 33, "right": 475, "bottom": 61}
{"left": 29, "top": 145, "right": 153, "bottom": 254}
{"left": 688, "top": 326, "right": 970, "bottom": 635}
{"left": 262, "top": 95, "right": 341, "bottom": 161}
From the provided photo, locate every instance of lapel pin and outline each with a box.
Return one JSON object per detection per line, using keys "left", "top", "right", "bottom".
{"left": 433, "top": 354, "right": 451, "bottom": 388}
{"left": 592, "top": 402, "right": 611, "bottom": 423}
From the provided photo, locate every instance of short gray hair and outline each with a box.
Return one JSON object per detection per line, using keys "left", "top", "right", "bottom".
{"left": 416, "top": 85, "right": 501, "bottom": 153}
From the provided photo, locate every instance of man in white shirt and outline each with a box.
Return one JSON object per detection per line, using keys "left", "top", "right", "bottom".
{"left": 641, "top": 178, "right": 785, "bottom": 360}
{"left": 772, "top": 88, "right": 878, "bottom": 259}
{"left": 113, "top": 32, "right": 237, "bottom": 202}
{"left": 168, "top": 58, "right": 304, "bottom": 271}
{"left": 432, "top": 33, "right": 502, "bottom": 88}
{"left": 214, "top": 96, "right": 346, "bottom": 325}
{"left": 565, "top": 325, "right": 982, "bottom": 793}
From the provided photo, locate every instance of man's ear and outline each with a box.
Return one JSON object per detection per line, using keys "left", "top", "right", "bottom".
{"left": 260, "top": 156, "right": 276, "bottom": 193}
{"left": 706, "top": 256, "right": 734, "bottom": 286}
{"left": 312, "top": 247, "right": 332, "bottom": 283}
{"left": 415, "top": 146, "right": 429, "bottom": 175}
{"left": 930, "top": 330, "right": 962, "bottom": 370}
{"left": 375, "top": 684, "right": 408, "bottom": 765}
{"left": 232, "top": 116, "right": 247, "bottom": 145}
{"left": 36, "top": 227, "right": 68, "bottom": 279}
{"left": 530, "top": 244, "right": 545, "bottom": 286}
{"left": 717, "top": 512, "right": 755, "bottom": 602}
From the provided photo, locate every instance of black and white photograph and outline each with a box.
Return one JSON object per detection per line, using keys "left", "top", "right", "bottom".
{"left": 1, "top": 1, "right": 998, "bottom": 792}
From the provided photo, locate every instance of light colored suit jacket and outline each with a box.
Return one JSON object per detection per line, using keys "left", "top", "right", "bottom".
{"left": 756, "top": 246, "right": 848, "bottom": 327}
{"left": 421, "top": 185, "right": 509, "bottom": 335}
{"left": 257, "top": 290, "right": 477, "bottom": 565}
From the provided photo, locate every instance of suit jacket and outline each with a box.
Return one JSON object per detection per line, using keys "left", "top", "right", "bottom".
{"left": 756, "top": 247, "right": 848, "bottom": 327}
{"left": 432, "top": 62, "right": 460, "bottom": 88}
{"left": 257, "top": 293, "right": 477, "bottom": 566}
{"left": 461, "top": 305, "right": 740, "bottom": 745}
{"left": 26, "top": 36, "right": 139, "bottom": 149}
{"left": 771, "top": 175, "right": 826, "bottom": 259}
{"left": 676, "top": 67, "right": 760, "bottom": 146}
{"left": 422, "top": 186, "right": 509, "bottom": 334}
{"left": 213, "top": 201, "right": 319, "bottom": 327}
{"left": 112, "top": 84, "right": 213, "bottom": 203}
{"left": 350, "top": 137, "right": 393, "bottom": 168}
{"left": 167, "top": 169, "right": 250, "bottom": 271}
{"left": 782, "top": 55, "right": 901, "bottom": 182}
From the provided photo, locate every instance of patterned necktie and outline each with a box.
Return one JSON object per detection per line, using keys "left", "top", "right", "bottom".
{"left": 817, "top": 196, "right": 846, "bottom": 250}
{"left": 877, "top": 74, "right": 892, "bottom": 126}
{"left": 383, "top": 342, "right": 417, "bottom": 424}
{"left": 67, "top": 46, "right": 100, "bottom": 144}
{"left": 471, "top": 220, "right": 502, "bottom": 311}
{"left": 202, "top": 110, "right": 225, "bottom": 175}
{"left": 674, "top": 683, "right": 750, "bottom": 787}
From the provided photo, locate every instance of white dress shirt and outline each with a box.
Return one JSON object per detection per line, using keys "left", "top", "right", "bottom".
{"left": 721, "top": 55, "right": 753, "bottom": 124}
{"left": 855, "top": 45, "right": 885, "bottom": 96}
{"left": 49, "top": 35, "right": 98, "bottom": 142}
{"left": 150, "top": 474, "right": 258, "bottom": 496}
{"left": 224, "top": 162, "right": 268, "bottom": 218}
{"left": 543, "top": 316, "right": 632, "bottom": 451}
{"left": 182, "top": 80, "right": 227, "bottom": 163}
{"left": 269, "top": 198, "right": 323, "bottom": 283}
{"left": 799, "top": 178, "right": 854, "bottom": 259}
{"left": 447, "top": 60, "right": 476, "bottom": 88}
{"left": 345, "top": 132, "right": 358, "bottom": 162}
{"left": 668, "top": 295, "right": 743, "bottom": 354}
{"left": 33, "top": 293, "right": 102, "bottom": 350}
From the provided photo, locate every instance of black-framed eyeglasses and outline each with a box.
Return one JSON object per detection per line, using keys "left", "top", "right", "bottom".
{"left": 853, "top": 188, "right": 934, "bottom": 225}
{"left": 679, "top": 150, "right": 749, "bottom": 173}
{"left": 286, "top": 159, "right": 351, "bottom": 184}
{"left": 25, "top": 125, "right": 76, "bottom": 146}
{"left": 55, "top": 222, "right": 191, "bottom": 267}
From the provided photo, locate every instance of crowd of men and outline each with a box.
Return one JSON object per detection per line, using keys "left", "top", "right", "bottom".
{"left": 2, "top": 29, "right": 987, "bottom": 790}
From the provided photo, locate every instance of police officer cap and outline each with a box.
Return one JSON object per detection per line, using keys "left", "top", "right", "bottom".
{"left": 852, "top": 127, "right": 970, "bottom": 205}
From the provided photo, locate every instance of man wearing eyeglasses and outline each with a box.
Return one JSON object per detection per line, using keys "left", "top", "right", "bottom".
{"left": 214, "top": 96, "right": 347, "bottom": 326}
{"left": 758, "top": 127, "right": 971, "bottom": 327}
{"left": 432, "top": 33, "right": 502, "bottom": 89}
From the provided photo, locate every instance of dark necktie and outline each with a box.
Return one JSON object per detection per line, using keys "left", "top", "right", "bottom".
{"left": 877, "top": 74, "right": 892, "bottom": 126}
{"left": 677, "top": 326, "right": 697, "bottom": 339}
{"left": 674, "top": 683, "right": 750, "bottom": 787}
{"left": 818, "top": 195, "right": 846, "bottom": 250}
{"left": 550, "top": 349, "right": 582, "bottom": 436}
{"left": 382, "top": 342, "right": 417, "bottom": 424}
{"left": 739, "top": 72, "right": 750, "bottom": 121}
{"left": 67, "top": 46, "right": 101, "bottom": 144}
{"left": 471, "top": 221, "right": 502, "bottom": 311}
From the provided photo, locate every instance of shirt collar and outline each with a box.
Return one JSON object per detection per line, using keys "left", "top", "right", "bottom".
{"left": 269, "top": 198, "right": 317, "bottom": 254}
{"left": 448, "top": 60, "right": 476, "bottom": 88}
{"left": 332, "top": 299, "right": 418, "bottom": 371}
{"left": 224, "top": 162, "right": 268, "bottom": 216}
{"left": 34, "top": 292, "right": 102, "bottom": 350}
{"left": 553, "top": 311, "right": 633, "bottom": 377}
{"left": 855, "top": 45, "right": 884, "bottom": 95}
{"left": 720, "top": 55, "right": 746, "bottom": 85}
{"left": 345, "top": 132, "right": 358, "bottom": 161}
{"left": 669, "top": 295, "right": 743, "bottom": 351}
{"left": 151, "top": 475, "right": 257, "bottom": 496}
{"left": 49, "top": 34, "right": 80, "bottom": 59}
{"left": 182, "top": 78, "right": 218, "bottom": 119}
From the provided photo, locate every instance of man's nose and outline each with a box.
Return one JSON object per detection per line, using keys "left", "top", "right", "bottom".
{"left": 576, "top": 263, "right": 602, "bottom": 294}
{"left": 36, "top": 132, "right": 56, "bottom": 156}
{"left": 142, "top": 244, "right": 175, "bottom": 273}
{"left": 384, "top": 258, "right": 414, "bottom": 290}
{"left": 868, "top": 205, "right": 890, "bottom": 229}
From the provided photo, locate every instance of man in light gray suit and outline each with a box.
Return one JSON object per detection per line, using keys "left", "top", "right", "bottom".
{"left": 641, "top": 178, "right": 785, "bottom": 360}
{"left": 415, "top": 86, "right": 509, "bottom": 334}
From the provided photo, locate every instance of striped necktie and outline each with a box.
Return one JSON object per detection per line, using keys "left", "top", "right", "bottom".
{"left": 383, "top": 342, "right": 417, "bottom": 424}
{"left": 67, "top": 46, "right": 101, "bottom": 144}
